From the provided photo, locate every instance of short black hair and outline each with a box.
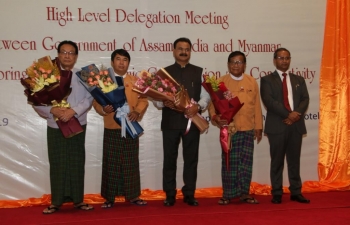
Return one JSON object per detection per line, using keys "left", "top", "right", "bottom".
{"left": 273, "top": 48, "right": 291, "bottom": 59}
{"left": 111, "top": 49, "right": 131, "bottom": 62}
{"left": 228, "top": 51, "right": 246, "bottom": 63}
{"left": 173, "top": 37, "right": 192, "bottom": 49}
{"left": 57, "top": 40, "right": 78, "bottom": 55}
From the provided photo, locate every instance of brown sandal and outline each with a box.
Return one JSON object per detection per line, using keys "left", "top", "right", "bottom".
{"left": 240, "top": 196, "right": 259, "bottom": 204}
{"left": 42, "top": 205, "right": 59, "bottom": 214}
{"left": 74, "top": 203, "right": 94, "bottom": 210}
{"left": 218, "top": 198, "right": 230, "bottom": 205}
{"left": 101, "top": 201, "right": 114, "bottom": 209}
{"left": 130, "top": 198, "right": 147, "bottom": 206}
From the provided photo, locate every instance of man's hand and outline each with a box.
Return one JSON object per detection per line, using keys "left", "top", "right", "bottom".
{"left": 103, "top": 105, "right": 114, "bottom": 114}
{"left": 184, "top": 104, "right": 199, "bottom": 118}
{"left": 163, "top": 100, "right": 176, "bottom": 109}
{"left": 213, "top": 115, "right": 228, "bottom": 128}
{"left": 50, "top": 107, "right": 64, "bottom": 118}
{"left": 128, "top": 111, "right": 140, "bottom": 122}
{"left": 56, "top": 108, "right": 76, "bottom": 122}
{"left": 254, "top": 129, "right": 262, "bottom": 144}
{"left": 283, "top": 118, "right": 293, "bottom": 125}
{"left": 288, "top": 111, "right": 301, "bottom": 122}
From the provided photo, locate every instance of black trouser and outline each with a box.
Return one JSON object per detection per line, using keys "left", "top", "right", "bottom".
{"left": 268, "top": 124, "right": 303, "bottom": 196}
{"left": 162, "top": 129, "right": 200, "bottom": 198}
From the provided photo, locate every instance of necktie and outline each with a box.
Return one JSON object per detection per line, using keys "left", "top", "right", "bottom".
{"left": 282, "top": 73, "right": 291, "bottom": 111}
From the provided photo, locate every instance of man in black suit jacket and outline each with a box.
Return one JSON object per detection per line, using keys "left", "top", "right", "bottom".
{"left": 260, "top": 48, "right": 310, "bottom": 204}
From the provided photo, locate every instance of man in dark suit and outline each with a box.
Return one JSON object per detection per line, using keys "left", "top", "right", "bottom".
{"left": 260, "top": 48, "right": 310, "bottom": 204}
{"left": 157, "top": 37, "right": 210, "bottom": 207}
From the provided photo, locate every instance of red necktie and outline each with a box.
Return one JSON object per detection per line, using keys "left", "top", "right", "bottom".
{"left": 282, "top": 73, "right": 291, "bottom": 111}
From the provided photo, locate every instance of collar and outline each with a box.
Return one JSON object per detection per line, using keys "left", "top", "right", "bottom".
{"left": 114, "top": 72, "right": 127, "bottom": 79}
{"left": 230, "top": 73, "right": 244, "bottom": 81}
{"left": 276, "top": 69, "right": 288, "bottom": 80}
{"left": 174, "top": 62, "right": 189, "bottom": 68}
{"left": 60, "top": 65, "right": 72, "bottom": 71}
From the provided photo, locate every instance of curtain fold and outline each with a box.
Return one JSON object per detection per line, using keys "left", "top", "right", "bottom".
{"left": 0, "top": 182, "right": 347, "bottom": 208}
{"left": 319, "top": 0, "right": 350, "bottom": 188}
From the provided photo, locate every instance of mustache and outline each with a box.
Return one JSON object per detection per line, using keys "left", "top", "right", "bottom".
{"left": 179, "top": 53, "right": 188, "bottom": 56}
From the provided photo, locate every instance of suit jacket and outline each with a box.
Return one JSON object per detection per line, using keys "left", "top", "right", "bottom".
{"left": 93, "top": 74, "right": 148, "bottom": 129}
{"left": 260, "top": 71, "right": 309, "bottom": 135}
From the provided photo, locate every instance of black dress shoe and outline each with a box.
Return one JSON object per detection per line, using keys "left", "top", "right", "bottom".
{"left": 183, "top": 196, "right": 199, "bottom": 206}
{"left": 163, "top": 198, "right": 175, "bottom": 206}
{"left": 290, "top": 194, "right": 310, "bottom": 203}
{"left": 271, "top": 195, "right": 282, "bottom": 204}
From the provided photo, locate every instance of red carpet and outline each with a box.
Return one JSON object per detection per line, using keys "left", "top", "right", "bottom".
{"left": 1, "top": 191, "right": 349, "bottom": 225}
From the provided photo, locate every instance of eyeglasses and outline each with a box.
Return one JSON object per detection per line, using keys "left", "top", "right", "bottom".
{"left": 276, "top": 56, "right": 291, "bottom": 61}
{"left": 59, "top": 51, "right": 76, "bottom": 56}
{"left": 229, "top": 61, "right": 245, "bottom": 66}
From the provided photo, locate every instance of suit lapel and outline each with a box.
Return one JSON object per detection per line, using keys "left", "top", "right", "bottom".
{"left": 272, "top": 71, "right": 282, "bottom": 91}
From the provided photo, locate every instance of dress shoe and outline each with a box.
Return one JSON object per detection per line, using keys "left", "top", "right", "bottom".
{"left": 290, "top": 194, "right": 310, "bottom": 203}
{"left": 183, "top": 196, "right": 199, "bottom": 206}
{"left": 163, "top": 198, "right": 175, "bottom": 207}
{"left": 271, "top": 195, "right": 282, "bottom": 204}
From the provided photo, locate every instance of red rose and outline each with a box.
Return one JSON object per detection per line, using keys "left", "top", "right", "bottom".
{"left": 218, "top": 82, "right": 228, "bottom": 92}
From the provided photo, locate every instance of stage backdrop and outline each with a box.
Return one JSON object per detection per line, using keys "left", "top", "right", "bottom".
{"left": 0, "top": 0, "right": 326, "bottom": 200}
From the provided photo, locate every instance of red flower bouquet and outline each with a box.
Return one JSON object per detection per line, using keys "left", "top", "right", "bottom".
{"left": 202, "top": 75, "right": 244, "bottom": 169}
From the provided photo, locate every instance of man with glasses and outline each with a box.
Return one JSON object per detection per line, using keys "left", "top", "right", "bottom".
{"left": 157, "top": 37, "right": 210, "bottom": 207}
{"left": 209, "top": 51, "right": 263, "bottom": 205}
{"left": 34, "top": 40, "right": 94, "bottom": 214}
{"left": 260, "top": 48, "right": 310, "bottom": 204}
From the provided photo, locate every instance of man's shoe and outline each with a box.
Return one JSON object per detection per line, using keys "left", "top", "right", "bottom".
{"left": 271, "top": 195, "right": 282, "bottom": 204}
{"left": 290, "top": 194, "right": 310, "bottom": 203}
{"left": 163, "top": 197, "right": 175, "bottom": 207}
{"left": 183, "top": 196, "right": 199, "bottom": 206}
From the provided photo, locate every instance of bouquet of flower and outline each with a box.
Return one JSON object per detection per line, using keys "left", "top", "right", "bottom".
{"left": 133, "top": 69, "right": 181, "bottom": 102}
{"left": 76, "top": 64, "right": 125, "bottom": 109}
{"left": 133, "top": 68, "right": 209, "bottom": 133}
{"left": 20, "top": 56, "right": 83, "bottom": 138}
{"left": 80, "top": 65, "right": 118, "bottom": 93}
{"left": 21, "top": 56, "right": 72, "bottom": 106}
{"left": 77, "top": 64, "right": 143, "bottom": 139}
{"left": 202, "top": 75, "right": 244, "bottom": 169}
{"left": 23, "top": 57, "right": 60, "bottom": 93}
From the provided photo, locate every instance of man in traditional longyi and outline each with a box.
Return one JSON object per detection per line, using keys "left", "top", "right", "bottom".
{"left": 93, "top": 49, "right": 149, "bottom": 208}
{"left": 209, "top": 51, "right": 263, "bottom": 205}
{"left": 33, "top": 40, "right": 94, "bottom": 214}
